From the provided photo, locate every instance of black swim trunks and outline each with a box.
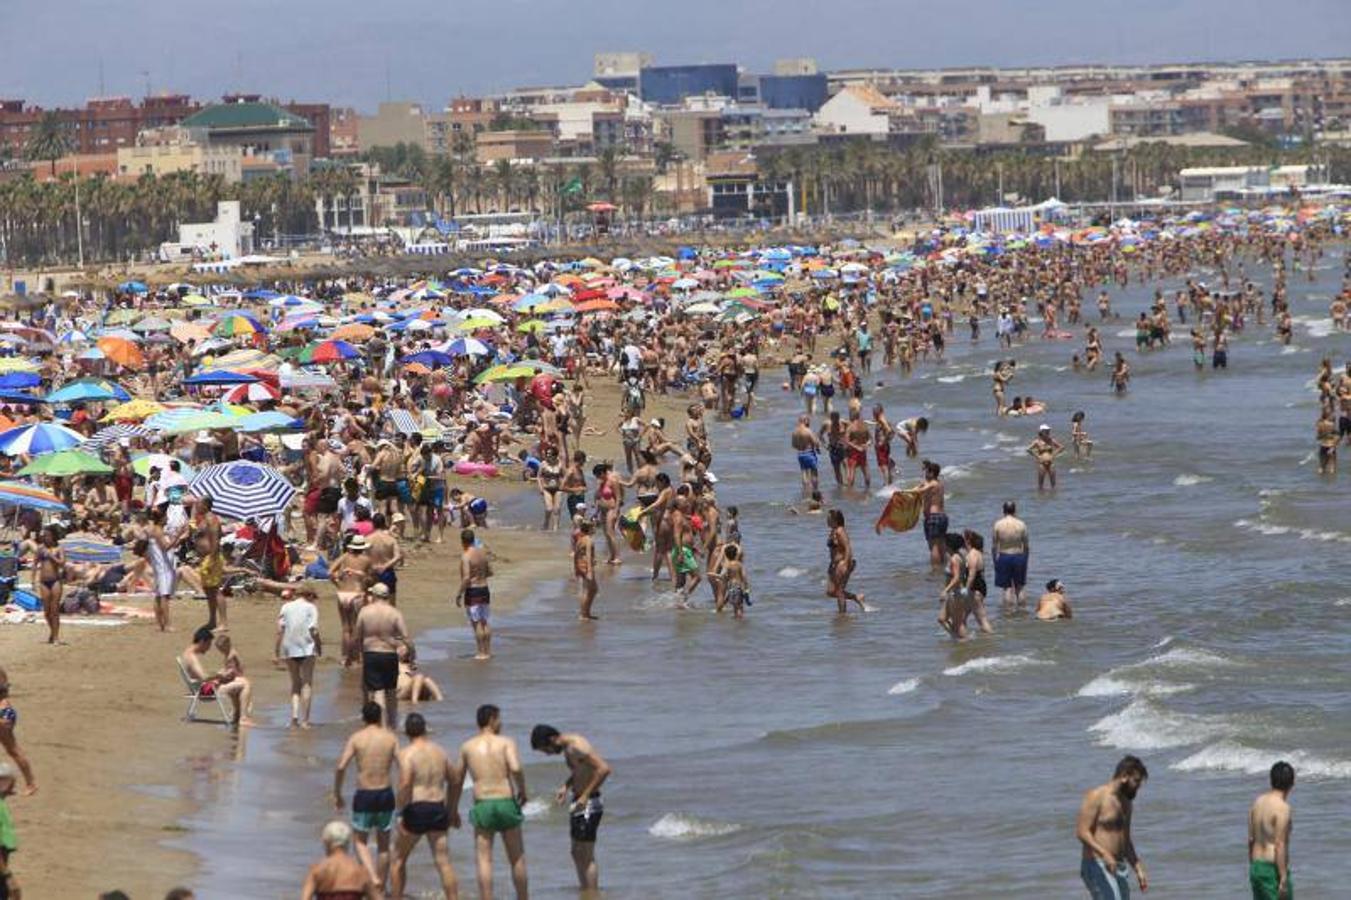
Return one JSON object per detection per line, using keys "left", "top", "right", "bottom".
{"left": 570, "top": 795, "right": 604, "bottom": 843}
{"left": 353, "top": 786, "right": 396, "bottom": 814}
{"left": 923, "top": 512, "right": 949, "bottom": 544}
{"left": 401, "top": 800, "right": 451, "bottom": 835}
{"left": 464, "top": 585, "right": 490, "bottom": 606}
{"left": 362, "top": 650, "right": 399, "bottom": 692}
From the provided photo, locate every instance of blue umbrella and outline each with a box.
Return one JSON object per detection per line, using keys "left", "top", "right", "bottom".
{"left": 243, "top": 289, "right": 280, "bottom": 300}
{"left": 442, "top": 338, "right": 490, "bottom": 357}
{"left": 400, "top": 350, "right": 455, "bottom": 369}
{"left": 0, "top": 422, "right": 85, "bottom": 456}
{"left": 118, "top": 280, "right": 148, "bottom": 294}
{"left": 46, "top": 380, "right": 124, "bottom": 404}
{"left": 82, "top": 423, "right": 152, "bottom": 449}
{"left": 189, "top": 460, "right": 296, "bottom": 521}
{"left": 236, "top": 411, "right": 303, "bottom": 433}
{"left": 0, "top": 373, "right": 40, "bottom": 389}
{"left": 0, "top": 390, "right": 47, "bottom": 405}
{"left": 184, "top": 370, "right": 259, "bottom": 386}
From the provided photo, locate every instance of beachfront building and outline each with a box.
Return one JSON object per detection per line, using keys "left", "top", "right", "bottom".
{"left": 178, "top": 200, "right": 255, "bottom": 258}
{"left": 116, "top": 127, "right": 244, "bottom": 182}
{"left": 814, "top": 85, "right": 902, "bottom": 136}
{"left": 181, "top": 100, "right": 315, "bottom": 177}
{"left": 475, "top": 130, "right": 557, "bottom": 164}
{"left": 705, "top": 150, "right": 793, "bottom": 219}
{"left": 357, "top": 102, "right": 431, "bottom": 153}
{"left": 639, "top": 64, "right": 739, "bottom": 106}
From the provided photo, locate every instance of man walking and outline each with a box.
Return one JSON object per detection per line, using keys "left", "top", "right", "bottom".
{"left": 391, "top": 713, "right": 460, "bottom": 900}
{"left": 455, "top": 529, "right": 494, "bottom": 661}
{"left": 530, "top": 724, "right": 611, "bottom": 893}
{"left": 458, "top": 705, "right": 528, "bottom": 899}
{"left": 1076, "top": 755, "right": 1149, "bottom": 899}
{"left": 355, "top": 582, "right": 408, "bottom": 728}
{"left": 1248, "top": 761, "right": 1294, "bottom": 900}
{"left": 334, "top": 701, "right": 400, "bottom": 890}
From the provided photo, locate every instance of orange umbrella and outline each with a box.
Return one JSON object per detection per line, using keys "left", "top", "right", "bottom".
{"left": 332, "top": 323, "right": 376, "bottom": 342}
{"left": 574, "top": 299, "right": 620, "bottom": 314}
{"left": 403, "top": 362, "right": 432, "bottom": 376}
{"left": 96, "top": 336, "right": 144, "bottom": 368}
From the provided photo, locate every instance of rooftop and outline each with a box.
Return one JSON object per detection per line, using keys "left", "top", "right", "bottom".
{"left": 183, "top": 101, "right": 313, "bottom": 132}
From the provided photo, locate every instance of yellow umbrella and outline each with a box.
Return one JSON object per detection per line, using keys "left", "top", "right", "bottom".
{"left": 181, "top": 293, "right": 212, "bottom": 307}
{"left": 0, "top": 359, "right": 40, "bottom": 373}
{"left": 455, "top": 317, "right": 500, "bottom": 331}
{"left": 516, "top": 319, "right": 547, "bottom": 334}
{"left": 170, "top": 321, "right": 212, "bottom": 344}
{"left": 535, "top": 298, "right": 574, "bottom": 314}
{"left": 102, "top": 399, "right": 166, "bottom": 422}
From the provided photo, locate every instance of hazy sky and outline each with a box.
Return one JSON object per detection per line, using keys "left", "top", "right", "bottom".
{"left": 3, "top": 1, "right": 1349, "bottom": 110}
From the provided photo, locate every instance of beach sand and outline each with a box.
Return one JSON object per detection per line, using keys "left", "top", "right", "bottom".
{"left": 1, "top": 376, "right": 687, "bottom": 897}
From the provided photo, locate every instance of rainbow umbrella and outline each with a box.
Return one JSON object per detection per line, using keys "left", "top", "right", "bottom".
{"left": 0, "top": 481, "right": 67, "bottom": 512}
{"left": 297, "top": 339, "right": 361, "bottom": 364}
{"left": 212, "top": 314, "right": 265, "bottom": 338}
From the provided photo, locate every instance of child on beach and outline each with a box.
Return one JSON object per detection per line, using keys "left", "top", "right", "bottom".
{"left": 1071, "top": 411, "right": 1094, "bottom": 458}
{"left": 719, "top": 544, "right": 750, "bottom": 620}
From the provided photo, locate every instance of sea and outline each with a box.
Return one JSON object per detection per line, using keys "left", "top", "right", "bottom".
{"left": 175, "top": 247, "right": 1350, "bottom": 898}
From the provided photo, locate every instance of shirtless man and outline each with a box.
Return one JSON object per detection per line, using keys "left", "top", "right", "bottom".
{"left": 334, "top": 701, "right": 401, "bottom": 888}
{"left": 331, "top": 534, "right": 374, "bottom": 667}
{"left": 181, "top": 626, "right": 250, "bottom": 730}
{"left": 1035, "top": 579, "right": 1073, "bottom": 620}
{"left": 191, "top": 497, "right": 225, "bottom": 630}
{"left": 1247, "top": 761, "right": 1294, "bottom": 900}
{"left": 373, "top": 439, "right": 406, "bottom": 522}
{"left": 312, "top": 438, "right": 347, "bottom": 550}
{"left": 455, "top": 529, "right": 493, "bottom": 661}
{"left": 458, "top": 705, "right": 528, "bottom": 900}
{"left": 367, "top": 513, "right": 404, "bottom": 604}
{"left": 1028, "top": 424, "right": 1066, "bottom": 490}
{"left": 301, "top": 821, "right": 378, "bottom": 900}
{"left": 790, "top": 415, "right": 821, "bottom": 496}
{"left": 391, "top": 713, "right": 461, "bottom": 900}
{"left": 355, "top": 582, "right": 408, "bottom": 729}
{"left": 871, "top": 404, "right": 896, "bottom": 485}
{"left": 993, "top": 501, "right": 1031, "bottom": 610}
{"left": 915, "top": 460, "right": 947, "bottom": 574}
{"left": 843, "top": 410, "right": 872, "bottom": 490}
{"left": 530, "top": 725, "right": 612, "bottom": 893}
{"left": 1076, "top": 755, "right": 1149, "bottom": 899}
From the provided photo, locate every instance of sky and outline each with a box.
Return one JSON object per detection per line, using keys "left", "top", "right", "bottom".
{"left": 2, "top": 0, "right": 1349, "bottom": 111}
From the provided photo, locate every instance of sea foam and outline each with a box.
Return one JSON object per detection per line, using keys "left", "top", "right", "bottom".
{"left": 1172, "top": 473, "right": 1212, "bottom": 487}
{"left": 649, "top": 813, "right": 742, "bottom": 840}
{"left": 942, "top": 654, "right": 1044, "bottom": 677}
{"left": 1089, "top": 699, "right": 1235, "bottom": 750}
{"left": 887, "top": 678, "right": 920, "bottom": 695}
{"left": 1173, "top": 741, "right": 1351, "bottom": 780}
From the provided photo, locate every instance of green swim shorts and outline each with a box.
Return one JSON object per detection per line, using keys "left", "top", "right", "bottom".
{"left": 1249, "top": 860, "right": 1290, "bottom": 900}
{"left": 469, "top": 797, "right": 523, "bottom": 833}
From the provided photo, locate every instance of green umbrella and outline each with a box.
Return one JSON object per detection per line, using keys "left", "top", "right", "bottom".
{"left": 17, "top": 449, "right": 113, "bottom": 477}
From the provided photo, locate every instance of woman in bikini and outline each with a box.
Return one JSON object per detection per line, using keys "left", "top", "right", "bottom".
{"left": 536, "top": 445, "right": 563, "bottom": 531}
{"left": 328, "top": 535, "right": 373, "bottom": 667}
{"left": 825, "top": 509, "right": 865, "bottom": 615}
{"left": 34, "top": 525, "right": 65, "bottom": 644}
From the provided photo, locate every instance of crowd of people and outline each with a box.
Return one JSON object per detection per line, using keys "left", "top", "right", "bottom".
{"left": 0, "top": 205, "right": 1344, "bottom": 897}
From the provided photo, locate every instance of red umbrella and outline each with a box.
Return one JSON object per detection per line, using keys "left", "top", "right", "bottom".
{"left": 224, "top": 381, "right": 282, "bottom": 404}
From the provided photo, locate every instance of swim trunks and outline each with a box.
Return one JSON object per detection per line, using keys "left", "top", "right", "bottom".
{"left": 796, "top": 450, "right": 819, "bottom": 472}
{"left": 464, "top": 585, "right": 490, "bottom": 625}
{"left": 922, "top": 512, "right": 949, "bottom": 543}
{"left": 469, "top": 797, "right": 523, "bottom": 833}
{"left": 376, "top": 567, "right": 397, "bottom": 594}
{"left": 566, "top": 492, "right": 586, "bottom": 521}
{"left": 672, "top": 545, "right": 699, "bottom": 575}
{"left": 1080, "top": 857, "right": 1131, "bottom": 900}
{"left": 875, "top": 442, "right": 892, "bottom": 469}
{"left": 198, "top": 553, "right": 224, "bottom": 591}
{"left": 317, "top": 486, "right": 342, "bottom": 515}
{"left": 395, "top": 479, "right": 412, "bottom": 505}
{"left": 374, "top": 478, "right": 399, "bottom": 500}
{"left": 1248, "top": 859, "right": 1289, "bottom": 900}
{"left": 401, "top": 800, "right": 450, "bottom": 835}
{"left": 994, "top": 552, "right": 1028, "bottom": 590}
{"left": 569, "top": 795, "right": 604, "bottom": 843}
{"left": 362, "top": 651, "right": 399, "bottom": 692}
{"left": 352, "top": 786, "right": 396, "bottom": 833}
{"left": 846, "top": 447, "right": 867, "bottom": 468}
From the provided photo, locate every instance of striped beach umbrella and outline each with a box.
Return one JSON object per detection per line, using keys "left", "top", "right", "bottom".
{"left": 189, "top": 460, "right": 296, "bottom": 521}
{"left": 83, "top": 423, "right": 152, "bottom": 448}
{"left": 298, "top": 339, "right": 361, "bottom": 364}
{"left": 59, "top": 534, "right": 123, "bottom": 564}
{"left": 224, "top": 382, "right": 281, "bottom": 404}
{"left": 0, "top": 422, "right": 85, "bottom": 456}
{"left": 0, "top": 481, "right": 67, "bottom": 511}
{"left": 212, "top": 313, "right": 266, "bottom": 338}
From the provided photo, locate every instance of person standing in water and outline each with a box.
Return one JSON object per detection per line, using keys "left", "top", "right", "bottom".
{"left": 530, "top": 725, "right": 612, "bottom": 894}
{"left": 334, "top": 701, "right": 400, "bottom": 890}
{"left": 458, "top": 704, "right": 529, "bottom": 900}
{"left": 791, "top": 414, "right": 821, "bottom": 496}
{"left": 992, "top": 501, "right": 1030, "bottom": 611}
{"left": 1248, "top": 761, "right": 1294, "bottom": 900}
{"left": 455, "top": 529, "right": 494, "bottom": 661}
{"left": 825, "top": 509, "right": 865, "bottom": 614}
{"left": 1076, "top": 755, "right": 1149, "bottom": 900}
{"left": 1028, "top": 424, "right": 1066, "bottom": 491}
{"left": 915, "top": 460, "right": 948, "bottom": 575}
{"left": 390, "top": 712, "right": 461, "bottom": 900}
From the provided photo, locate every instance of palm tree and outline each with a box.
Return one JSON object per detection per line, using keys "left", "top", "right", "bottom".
{"left": 596, "top": 147, "right": 620, "bottom": 202}
{"left": 25, "top": 112, "right": 72, "bottom": 178}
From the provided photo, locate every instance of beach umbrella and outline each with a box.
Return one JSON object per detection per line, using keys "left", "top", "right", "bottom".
{"left": 275, "top": 314, "right": 320, "bottom": 334}
{"left": 59, "top": 534, "right": 123, "bottom": 564}
{"left": 46, "top": 379, "right": 124, "bottom": 404}
{"left": 212, "top": 313, "right": 265, "bottom": 338}
{"left": 0, "top": 422, "right": 85, "bottom": 456}
{"left": 400, "top": 350, "right": 455, "bottom": 369}
{"left": 331, "top": 323, "right": 376, "bottom": 342}
{"left": 0, "top": 481, "right": 67, "bottom": 512}
{"left": 170, "top": 321, "right": 213, "bottom": 344}
{"left": 474, "top": 362, "right": 559, "bottom": 384}
{"left": 0, "top": 372, "right": 40, "bottom": 389}
{"left": 279, "top": 370, "right": 338, "bottom": 392}
{"left": 101, "top": 399, "right": 165, "bottom": 422}
{"left": 512, "top": 294, "right": 551, "bottom": 312}
{"left": 103, "top": 309, "right": 141, "bottom": 326}
{"left": 17, "top": 449, "right": 112, "bottom": 477}
{"left": 184, "top": 369, "right": 258, "bottom": 386}
{"left": 574, "top": 299, "right": 620, "bottom": 314}
{"left": 151, "top": 410, "right": 239, "bottom": 436}
{"left": 223, "top": 381, "right": 281, "bottom": 404}
{"left": 235, "top": 411, "right": 303, "bottom": 433}
{"left": 0, "top": 390, "right": 44, "bottom": 406}
{"left": 515, "top": 319, "right": 548, "bottom": 334}
{"left": 131, "top": 316, "right": 172, "bottom": 334}
{"left": 189, "top": 460, "right": 296, "bottom": 522}
{"left": 440, "top": 337, "right": 489, "bottom": 357}
{"left": 83, "top": 423, "right": 152, "bottom": 447}
{"left": 0, "top": 359, "right": 39, "bottom": 374}
{"left": 298, "top": 340, "right": 361, "bottom": 364}
{"left": 58, "top": 329, "right": 90, "bottom": 345}
{"left": 454, "top": 317, "right": 501, "bottom": 332}
{"left": 117, "top": 280, "right": 148, "bottom": 294}
{"left": 96, "top": 336, "right": 144, "bottom": 368}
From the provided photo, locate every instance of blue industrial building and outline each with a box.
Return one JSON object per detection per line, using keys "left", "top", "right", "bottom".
{"left": 639, "top": 64, "right": 739, "bottom": 105}
{"left": 758, "top": 74, "right": 828, "bottom": 112}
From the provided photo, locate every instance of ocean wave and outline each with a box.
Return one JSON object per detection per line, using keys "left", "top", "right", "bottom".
{"left": 936, "top": 374, "right": 967, "bottom": 383}
{"left": 649, "top": 813, "right": 742, "bottom": 840}
{"left": 873, "top": 485, "right": 901, "bottom": 498}
{"left": 887, "top": 678, "right": 920, "bottom": 695}
{"left": 776, "top": 566, "right": 807, "bottom": 579}
{"left": 1077, "top": 675, "right": 1195, "bottom": 698}
{"left": 942, "top": 654, "right": 1045, "bottom": 677}
{"left": 1335, "top": 597, "right": 1351, "bottom": 607}
{"left": 1297, "top": 317, "right": 1334, "bottom": 338}
{"left": 1173, "top": 742, "right": 1351, "bottom": 780}
{"left": 944, "top": 465, "right": 973, "bottom": 481}
{"left": 1280, "top": 345, "right": 1310, "bottom": 354}
{"left": 1172, "top": 474, "right": 1213, "bottom": 487}
{"left": 1153, "top": 635, "right": 1174, "bottom": 649}
{"left": 1137, "top": 647, "right": 1235, "bottom": 670}
{"left": 1234, "top": 518, "right": 1292, "bottom": 536}
{"left": 521, "top": 799, "right": 551, "bottom": 819}
{"left": 1088, "top": 698, "right": 1236, "bottom": 750}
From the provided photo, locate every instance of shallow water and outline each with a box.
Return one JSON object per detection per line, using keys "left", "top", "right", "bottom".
{"left": 178, "top": 250, "right": 1350, "bottom": 898}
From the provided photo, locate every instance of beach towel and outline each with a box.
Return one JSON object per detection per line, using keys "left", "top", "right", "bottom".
{"left": 874, "top": 489, "right": 922, "bottom": 534}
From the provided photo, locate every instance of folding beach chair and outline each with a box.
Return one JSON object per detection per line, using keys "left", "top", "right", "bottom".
{"left": 176, "top": 657, "right": 230, "bottom": 727}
